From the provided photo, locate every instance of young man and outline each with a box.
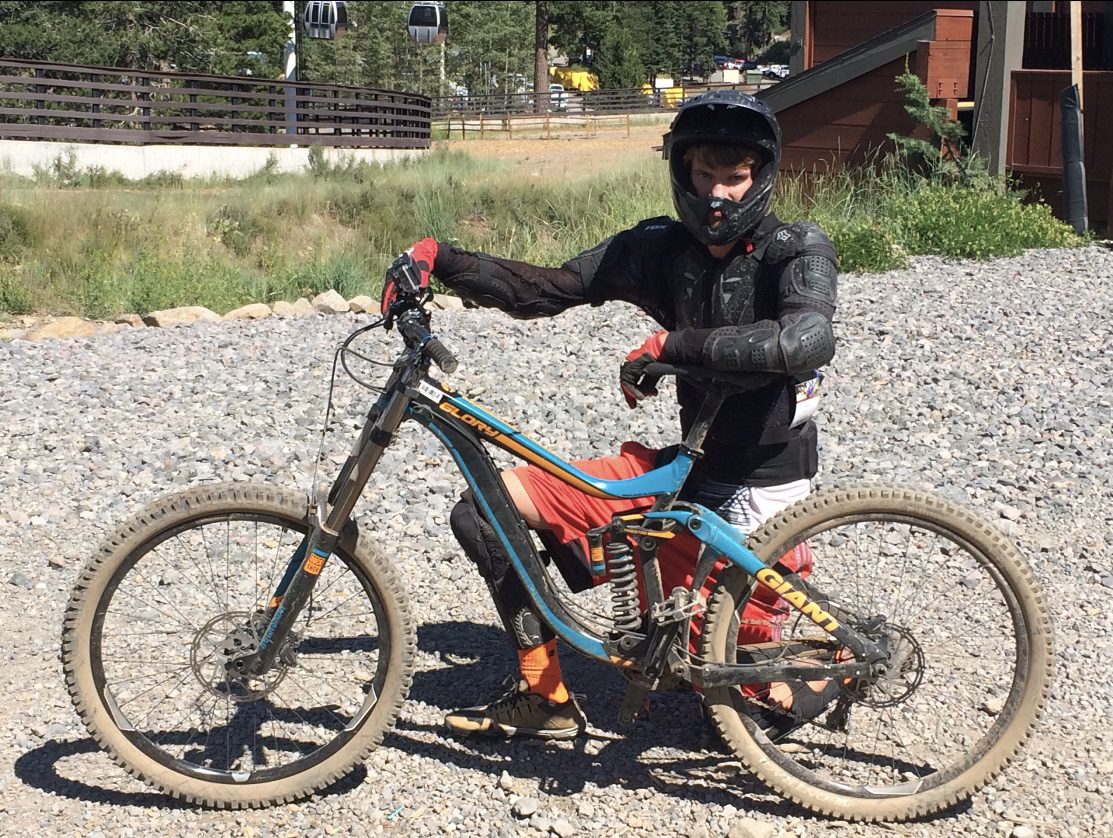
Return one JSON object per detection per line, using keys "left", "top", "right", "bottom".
{"left": 380, "top": 91, "right": 838, "bottom": 740}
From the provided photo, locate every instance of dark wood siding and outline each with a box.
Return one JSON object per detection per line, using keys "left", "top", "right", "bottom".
{"left": 1008, "top": 69, "right": 1113, "bottom": 223}
{"left": 779, "top": 10, "right": 973, "bottom": 172}
{"left": 807, "top": 1, "right": 979, "bottom": 67}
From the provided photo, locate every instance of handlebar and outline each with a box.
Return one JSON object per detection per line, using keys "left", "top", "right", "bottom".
{"left": 643, "top": 362, "right": 779, "bottom": 392}
{"left": 396, "top": 307, "right": 458, "bottom": 374}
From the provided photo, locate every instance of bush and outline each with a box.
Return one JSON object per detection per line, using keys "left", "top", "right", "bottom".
{"left": 827, "top": 219, "right": 908, "bottom": 272}
{"left": 882, "top": 182, "right": 1076, "bottom": 259}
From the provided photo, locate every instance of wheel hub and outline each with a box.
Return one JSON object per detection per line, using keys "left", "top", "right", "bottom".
{"left": 847, "top": 623, "right": 924, "bottom": 708}
{"left": 190, "top": 611, "right": 299, "bottom": 703}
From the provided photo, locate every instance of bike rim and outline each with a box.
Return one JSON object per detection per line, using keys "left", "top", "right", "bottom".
{"left": 727, "top": 512, "right": 1031, "bottom": 798}
{"left": 89, "top": 512, "right": 393, "bottom": 785}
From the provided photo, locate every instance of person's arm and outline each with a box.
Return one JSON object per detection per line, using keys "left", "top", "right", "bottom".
{"left": 431, "top": 217, "right": 679, "bottom": 320}
{"left": 661, "top": 222, "right": 837, "bottom": 374}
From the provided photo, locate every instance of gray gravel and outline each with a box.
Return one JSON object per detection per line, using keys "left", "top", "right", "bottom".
{"left": 1, "top": 244, "right": 1111, "bottom": 837}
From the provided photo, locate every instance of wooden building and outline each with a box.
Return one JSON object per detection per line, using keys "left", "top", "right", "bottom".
{"left": 763, "top": 1, "right": 1113, "bottom": 226}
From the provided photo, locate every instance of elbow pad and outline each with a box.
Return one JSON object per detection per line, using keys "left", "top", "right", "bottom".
{"left": 778, "top": 311, "right": 835, "bottom": 372}
{"left": 702, "top": 323, "right": 785, "bottom": 371}
{"left": 702, "top": 312, "right": 834, "bottom": 373}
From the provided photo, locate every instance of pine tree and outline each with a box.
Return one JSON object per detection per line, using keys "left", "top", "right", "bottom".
{"left": 594, "top": 27, "right": 644, "bottom": 89}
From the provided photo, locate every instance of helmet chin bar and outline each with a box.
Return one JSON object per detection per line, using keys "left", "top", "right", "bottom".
{"left": 690, "top": 195, "right": 750, "bottom": 246}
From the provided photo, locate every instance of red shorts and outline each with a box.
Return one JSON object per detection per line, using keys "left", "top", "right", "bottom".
{"left": 510, "top": 442, "right": 813, "bottom": 653}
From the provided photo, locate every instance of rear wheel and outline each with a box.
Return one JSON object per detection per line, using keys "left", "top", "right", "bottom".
{"left": 62, "top": 482, "right": 415, "bottom": 808}
{"left": 700, "top": 484, "right": 1052, "bottom": 822}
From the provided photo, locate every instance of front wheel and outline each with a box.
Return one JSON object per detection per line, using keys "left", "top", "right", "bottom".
{"left": 700, "top": 484, "right": 1052, "bottom": 822}
{"left": 62, "top": 482, "right": 415, "bottom": 808}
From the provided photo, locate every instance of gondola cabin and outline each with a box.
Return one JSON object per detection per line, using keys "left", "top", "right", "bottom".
{"left": 407, "top": 2, "right": 448, "bottom": 45}
{"left": 304, "top": 1, "right": 348, "bottom": 40}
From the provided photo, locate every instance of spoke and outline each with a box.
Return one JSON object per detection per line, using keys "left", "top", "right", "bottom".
{"left": 106, "top": 666, "right": 194, "bottom": 689}
{"left": 307, "top": 587, "right": 370, "bottom": 623}
{"left": 108, "top": 584, "right": 197, "bottom": 635}
{"left": 198, "top": 521, "right": 229, "bottom": 612}
{"left": 171, "top": 532, "right": 227, "bottom": 611}
{"left": 100, "top": 628, "right": 188, "bottom": 639}
{"left": 130, "top": 666, "right": 201, "bottom": 728}
{"left": 152, "top": 691, "right": 220, "bottom": 754}
{"left": 283, "top": 673, "right": 351, "bottom": 733}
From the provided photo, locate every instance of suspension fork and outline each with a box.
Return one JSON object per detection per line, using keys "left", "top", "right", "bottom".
{"left": 236, "top": 378, "right": 416, "bottom": 678}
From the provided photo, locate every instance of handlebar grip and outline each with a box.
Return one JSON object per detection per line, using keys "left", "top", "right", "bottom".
{"left": 425, "top": 337, "right": 458, "bottom": 374}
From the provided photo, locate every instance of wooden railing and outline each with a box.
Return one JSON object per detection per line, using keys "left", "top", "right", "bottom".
{"left": 0, "top": 58, "right": 431, "bottom": 148}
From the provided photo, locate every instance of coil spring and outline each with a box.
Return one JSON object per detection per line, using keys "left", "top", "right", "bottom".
{"left": 606, "top": 541, "right": 641, "bottom": 633}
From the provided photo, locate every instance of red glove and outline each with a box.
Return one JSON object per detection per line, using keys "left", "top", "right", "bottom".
{"left": 620, "top": 331, "right": 668, "bottom": 408}
{"left": 380, "top": 237, "right": 439, "bottom": 315}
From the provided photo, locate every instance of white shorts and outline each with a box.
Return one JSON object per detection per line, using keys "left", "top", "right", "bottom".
{"left": 694, "top": 478, "right": 812, "bottom": 535}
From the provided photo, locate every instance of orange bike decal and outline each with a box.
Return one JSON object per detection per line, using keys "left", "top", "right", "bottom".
{"left": 304, "top": 552, "right": 327, "bottom": 576}
{"left": 437, "top": 401, "right": 613, "bottom": 498}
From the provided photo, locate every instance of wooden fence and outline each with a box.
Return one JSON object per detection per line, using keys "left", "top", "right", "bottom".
{"left": 430, "top": 78, "right": 777, "bottom": 119}
{"left": 0, "top": 58, "right": 430, "bottom": 148}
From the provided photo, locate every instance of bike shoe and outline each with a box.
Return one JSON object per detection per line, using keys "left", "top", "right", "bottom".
{"left": 444, "top": 678, "right": 586, "bottom": 741}
{"left": 743, "top": 678, "right": 845, "bottom": 742}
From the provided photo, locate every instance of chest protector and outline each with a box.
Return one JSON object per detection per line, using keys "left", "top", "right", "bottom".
{"left": 671, "top": 242, "right": 771, "bottom": 331}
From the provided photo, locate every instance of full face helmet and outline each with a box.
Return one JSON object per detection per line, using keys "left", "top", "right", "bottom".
{"left": 663, "top": 90, "right": 782, "bottom": 245}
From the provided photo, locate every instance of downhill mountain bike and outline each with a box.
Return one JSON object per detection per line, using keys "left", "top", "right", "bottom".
{"left": 62, "top": 289, "right": 1052, "bottom": 821}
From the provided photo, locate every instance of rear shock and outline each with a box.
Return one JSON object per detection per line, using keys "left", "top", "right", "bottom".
{"left": 606, "top": 540, "right": 641, "bottom": 633}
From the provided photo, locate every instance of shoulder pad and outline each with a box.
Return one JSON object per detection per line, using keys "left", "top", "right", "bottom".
{"left": 626, "top": 216, "right": 682, "bottom": 239}
{"left": 764, "top": 221, "right": 837, "bottom": 264}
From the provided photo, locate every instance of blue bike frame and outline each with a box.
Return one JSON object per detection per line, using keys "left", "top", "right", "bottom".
{"left": 407, "top": 375, "right": 870, "bottom": 678}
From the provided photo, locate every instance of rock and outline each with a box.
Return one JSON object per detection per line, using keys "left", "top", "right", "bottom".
{"left": 727, "top": 820, "right": 776, "bottom": 838}
{"left": 1010, "top": 827, "right": 1037, "bottom": 838}
{"left": 142, "top": 306, "right": 220, "bottom": 327}
{"left": 114, "top": 313, "right": 146, "bottom": 327}
{"left": 498, "top": 770, "right": 514, "bottom": 791}
{"left": 982, "top": 696, "right": 1007, "bottom": 715}
{"left": 24, "top": 316, "right": 99, "bottom": 340}
{"left": 431, "top": 293, "right": 465, "bottom": 310}
{"left": 550, "top": 819, "right": 575, "bottom": 837}
{"left": 272, "top": 300, "right": 298, "bottom": 317}
{"left": 348, "top": 295, "right": 377, "bottom": 314}
{"left": 312, "top": 290, "right": 350, "bottom": 314}
{"left": 511, "top": 797, "right": 539, "bottom": 818}
{"left": 223, "top": 303, "right": 272, "bottom": 321}
{"left": 291, "top": 297, "right": 316, "bottom": 316}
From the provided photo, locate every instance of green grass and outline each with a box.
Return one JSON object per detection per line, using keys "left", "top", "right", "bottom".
{"left": 0, "top": 147, "right": 1081, "bottom": 318}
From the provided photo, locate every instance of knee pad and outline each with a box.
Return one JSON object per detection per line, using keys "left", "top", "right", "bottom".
{"left": 450, "top": 493, "right": 553, "bottom": 649}
{"left": 449, "top": 493, "right": 510, "bottom": 582}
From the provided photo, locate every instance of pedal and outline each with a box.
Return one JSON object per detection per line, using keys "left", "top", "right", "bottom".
{"left": 618, "top": 683, "right": 650, "bottom": 725}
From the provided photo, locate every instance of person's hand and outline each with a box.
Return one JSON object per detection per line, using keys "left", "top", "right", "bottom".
{"left": 619, "top": 331, "right": 668, "bottom": 408}
{"left": 380, "top": 237, "right": 439, "bottom": 316}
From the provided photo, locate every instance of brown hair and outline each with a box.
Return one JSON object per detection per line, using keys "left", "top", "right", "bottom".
{"left": 682, "top": 143, "right": 762, "bottom": 173}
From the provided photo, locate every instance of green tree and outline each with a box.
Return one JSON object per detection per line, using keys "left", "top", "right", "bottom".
{"left": 548, "top": 0, "right": 612, "bottom": 66}
{"left": 725, "top": 1, "right": 788, "bottom": 58}
{"left": 639, "top": 1, "right": 726, "bottom": 79}
{"left": 0, "top": 1, "right": 287, "bottom": 76}
{"left": 594, "top": 26, "right": 644, "bottom": 89}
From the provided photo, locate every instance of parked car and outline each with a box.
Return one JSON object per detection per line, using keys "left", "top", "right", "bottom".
{"left": 548, "top": 83, "right": 567, "bottom": 111}
{"left": 760, "top": 64, "right": 790, "bottom": 80}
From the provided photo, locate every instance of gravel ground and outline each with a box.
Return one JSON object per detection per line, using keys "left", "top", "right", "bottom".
{"left": 1, "top": 245, "right": 1110, "bottom": 837}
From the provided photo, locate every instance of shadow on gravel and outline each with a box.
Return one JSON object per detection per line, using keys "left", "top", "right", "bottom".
{"left": 12, "top": 736, "right": 367, "bottom": 808}
{"left": 401, "top": 621, "right": 974, "bottom": 824}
